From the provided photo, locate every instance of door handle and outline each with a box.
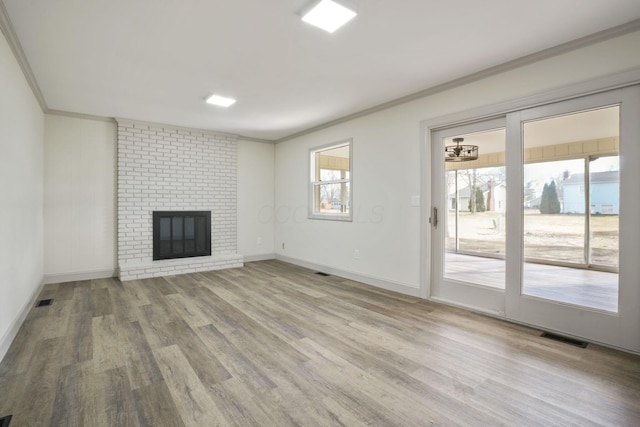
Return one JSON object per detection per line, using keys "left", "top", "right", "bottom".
{"left": 430, "top": 207, "right": 438, "bottom": 228}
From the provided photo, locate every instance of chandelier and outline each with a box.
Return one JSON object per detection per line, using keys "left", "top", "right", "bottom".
{"left": 445, "top": 137, "right": 478, "bottom": 162}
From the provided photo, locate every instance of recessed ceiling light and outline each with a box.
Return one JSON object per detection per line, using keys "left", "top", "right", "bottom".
{"left": 301, "top": 0, "right": 357, "bottom": 33}
{"left": 206, "top": 94, "right": 236, "bottom": 107}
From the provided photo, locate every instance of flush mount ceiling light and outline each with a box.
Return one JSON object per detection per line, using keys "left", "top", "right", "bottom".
{"left": 445, "top": 137, "right": 479, "bottom": 162}
{"left": 301, "top": 0, "right": 357, "bottom": 33}
{"left": 206, "top": 94, "right": 236, "bottom": 107}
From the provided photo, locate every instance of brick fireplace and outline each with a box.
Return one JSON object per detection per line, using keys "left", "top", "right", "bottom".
{"left": 116, "top": 119, "right": 243, "bottom": 281}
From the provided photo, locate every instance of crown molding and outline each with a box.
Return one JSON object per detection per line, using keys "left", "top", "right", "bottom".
{"left": 46, "top": 111, "right": 275, "bottom": 143}
{"left": 113, "top": 117, "right": 275, "bottom": 143}
{"left": 115, "top": 117, "right": 242, "bottom": 139}
{"left": 2, "top": 0, "right": 638, "bottom": 143}
{"left": 236, "top": 135, "right": 276, "bottom": 144}
{"left": 1, "top": 1, "right": 276, "bottom": 143}
{"left": 422, "top": 66, "right": 640, "bottom": 131}
{"left": 47, "top": 109, "right": 117, "bottom": 123}
{"left": 276, "top": 18, "right": 640, "bottom": 143}
{"left": 0, "top": 0, "right": 47, "bottom": 112}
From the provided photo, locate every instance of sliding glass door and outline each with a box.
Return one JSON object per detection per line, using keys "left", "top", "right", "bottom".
{"left": 431, "top": 118, "right": 507, "bottom": 315}
{"left": 521, "top": 106, "right": 620, "bottom": 312}
{"left": 505, "top": 88, "right": 640, "bottom": 352}
{"left": 430, "top": 85, "right": 640, "bottom": 352}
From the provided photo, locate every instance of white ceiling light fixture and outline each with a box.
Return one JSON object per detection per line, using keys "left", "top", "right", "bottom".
{"left": 301, "top": 0, "right": 357, "bottom": 33}
{"left": 206, "top": 94, "right": 237, "bottom": 107}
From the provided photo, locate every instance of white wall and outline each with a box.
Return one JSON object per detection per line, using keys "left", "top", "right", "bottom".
{"left": 43, "top": 115, "right": 116, "bottom": 282}
{"left": 42, "top": 118, "right": 276, "bottom": 280}
{"left": 237, "top": 139, "right": 275, "bottom": 261}
{"left": 274, "top": 30, "right": 640, "bottom": 294}
{"left": 0, "top": 30, "right": 44, "bottom": 359}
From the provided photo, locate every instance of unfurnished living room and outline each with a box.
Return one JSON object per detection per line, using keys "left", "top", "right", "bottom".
{"left": 1, "top": 1, "right": 640, "bottom": 426}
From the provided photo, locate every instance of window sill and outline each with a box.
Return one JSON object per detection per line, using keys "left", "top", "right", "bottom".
{"left": 309, "top": 213, "right": 352, "bottom": 222}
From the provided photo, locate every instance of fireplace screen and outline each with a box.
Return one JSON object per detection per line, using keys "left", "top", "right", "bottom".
{"left": 153, "top": 211, "right": 211, "bottom": 260}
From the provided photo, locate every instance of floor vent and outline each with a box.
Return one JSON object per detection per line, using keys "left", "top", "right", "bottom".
{"left": 541, "top": 332, "right": 588, "bottom": 348}
{"left": 315, "top": 272, "right": 330, "bottom": 277}
{"left": 0, "top": 415, "right": 12, "bottom": 427}
{"left": 35, "top": 298, "right": 53, "bottom": 307}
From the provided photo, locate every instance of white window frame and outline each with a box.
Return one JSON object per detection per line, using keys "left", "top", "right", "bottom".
{"left": 309, "top": 139, "right": 353, "bottom": 221}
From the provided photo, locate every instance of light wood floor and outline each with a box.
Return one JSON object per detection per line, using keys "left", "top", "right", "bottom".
{"left": 1, "top": 260, "right": 639, "bottom": 426}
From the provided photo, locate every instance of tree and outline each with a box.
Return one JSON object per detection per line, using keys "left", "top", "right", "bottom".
{"left": 547, "top": 180, "right": 561, "bottom": 213}
{"left": 539, "top": 180, "right": 561, "bottom": 214}
{"left": 539, "top": 183, "right": 549, "bottom": 213}
{"left": 460, "top": 169, "right": 478, "bottom": 213}
{"left": 524, "top": 180, "right": 539, "bottom": 207}
{"left": 319, "top": 169, "right": 341, "bottom": 204}
{"left": 469, "top": 187, "right": 486, "bottom": 212}
{"left": 457, "top": 166, "right": 506, "bottom": 213}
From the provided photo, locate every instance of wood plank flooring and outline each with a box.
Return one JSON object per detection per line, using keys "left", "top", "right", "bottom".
{"left": 0, "top": 260, "right": 639, "bottom": 426}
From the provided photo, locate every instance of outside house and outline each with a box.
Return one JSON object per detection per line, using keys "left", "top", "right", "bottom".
{"left": 449, "top": 181, "right": 506, "bottom": 213}
{"left": 562, "top": 171, "right": 619, "bottom": 214}
{"left": 450, "top": 169, "right": 619, "bottom": 215}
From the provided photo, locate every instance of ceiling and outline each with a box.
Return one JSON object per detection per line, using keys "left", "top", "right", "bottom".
{"left": 445, "top": 105, "right": 620, "bottom": 154}
{"left": 3, "top": 0, "right": 640, "bottom": 142}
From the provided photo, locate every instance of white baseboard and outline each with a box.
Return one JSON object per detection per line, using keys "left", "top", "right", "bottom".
{"left": 428, "top": 296, "right": 504, "bottom": 318}
{"left": 0, "top": 276, "right": 46, "bottom": 363}
{"left": 275, "top": 254, "right": 421, "bottom": 297}
{"left": 243, "top": 253, "right": 276, "bottom": 263}
{"left": 43, "top": 269, "right": 115, "bottom": 285}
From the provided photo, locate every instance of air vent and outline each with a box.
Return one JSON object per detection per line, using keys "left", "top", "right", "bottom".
{"left": 0, "top": 415, "right": 13, "bottom": 427}
{"left": 35, "top": 299, "right": 53, "bottom": 307}
{"left": 541, "top": 332, "right": 588, "bottom": 348}
{"left": 315, "top": 272, "right": 330, "bottom": 277}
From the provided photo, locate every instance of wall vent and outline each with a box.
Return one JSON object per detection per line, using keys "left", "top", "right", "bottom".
{"left": 35, "top": 299, "right": 53, "bottom": 307}
{"left": 0, "top": 415, "right": 13, "bottom": 427}
{"left": 541, "top": 332, "right": 588, "bottom": 348}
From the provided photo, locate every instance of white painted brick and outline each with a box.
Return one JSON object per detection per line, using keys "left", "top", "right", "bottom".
{"left": 117, "top": 120, "right": 240, "bottom": 280}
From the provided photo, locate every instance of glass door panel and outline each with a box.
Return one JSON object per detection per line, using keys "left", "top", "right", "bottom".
{"left": 589, "top": 156, "right": 619, "bottom": 269}
{"left": 521, "top": 106, "right": 619, "bottom": 313}
{"left": 523, "top": 158, "right": 586, "bottom": 265}
{"left": 443, "top": 129, "right": 506, "bottom": 289}
{"left": 430, "top": 118, "right": 507, "bottom": 316}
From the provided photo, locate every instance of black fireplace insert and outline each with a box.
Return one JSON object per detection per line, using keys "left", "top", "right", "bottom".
{"left": 152, "top": 211, "right": 211, "bottom": 260}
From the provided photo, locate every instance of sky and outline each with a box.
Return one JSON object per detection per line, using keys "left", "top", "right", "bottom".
{"left": 524, "top": 156, "right": 619, "bottom": 193}
{"left": 525, "top": 156, "right": 619, "bottom": 179}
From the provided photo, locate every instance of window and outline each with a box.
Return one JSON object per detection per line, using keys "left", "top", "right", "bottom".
{"left": 309, "top": 140, "right": 352, "bottom": 220}
{"left": 601, "top": 204, "right": 614, "bottom": 214}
